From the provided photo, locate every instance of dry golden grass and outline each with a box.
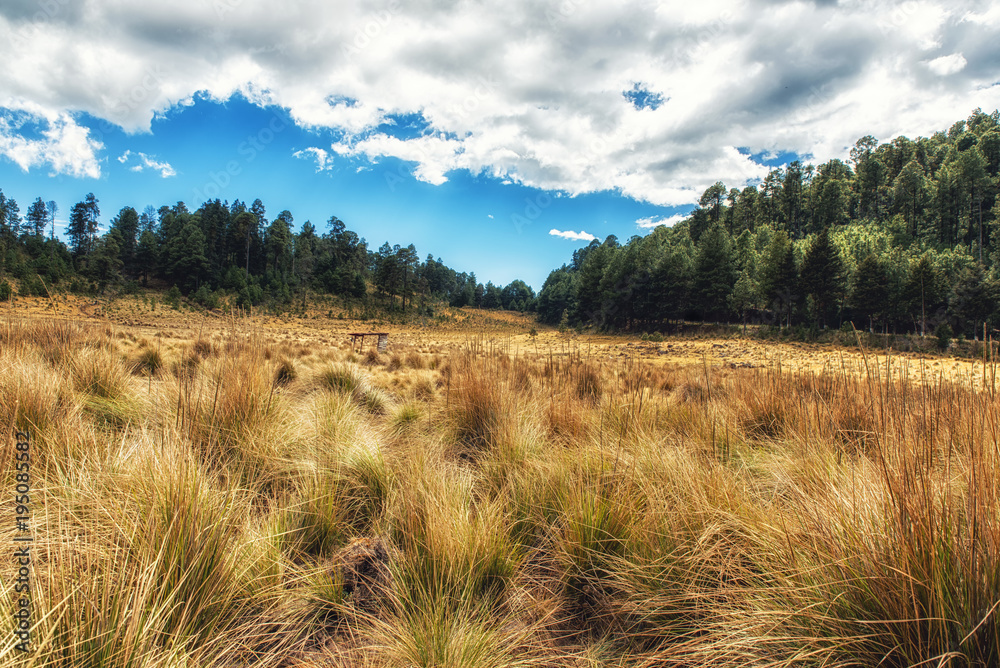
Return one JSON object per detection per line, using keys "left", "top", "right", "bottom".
{"left": 0, "top": 312, "right": 998, "bottom": 667}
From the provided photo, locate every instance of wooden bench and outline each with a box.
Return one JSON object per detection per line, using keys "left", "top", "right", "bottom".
{"left": 349, "top": 332, "right": 389, "bottom": 353}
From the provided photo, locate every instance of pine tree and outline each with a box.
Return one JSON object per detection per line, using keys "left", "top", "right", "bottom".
{"left": 67, "top": 202, "right": 91, "bottom": 256}
{"left": 852, "top": 254, "right": 889, "bottom": 332}
{"left": 903, "top": 254, "right": 942, "bottom": 336}
{"left": 948, "top": 263, "right": 997, "bottom": 338}
{"left": 758, "top": 230, "right": 798, "bottom": 327}
{"left": 800, "top": 227, "right": 845, "bottom": 328}
{"left": 693, "top": 223, "right": 736, "bottom": 322}
{"left": 110, "top": 206, "right": 140, "bottom": 277}
{"left": 27, "top": 197, "right": 48, "bottom": 238}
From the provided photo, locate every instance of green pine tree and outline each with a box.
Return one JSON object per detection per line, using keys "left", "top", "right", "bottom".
{"left": 800, "top": 227, "right": 845, "bottom": 328}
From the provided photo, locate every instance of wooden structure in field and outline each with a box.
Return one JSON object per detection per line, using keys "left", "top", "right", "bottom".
{"left": 349, "top": 332, "right": 389, "bottom": 353}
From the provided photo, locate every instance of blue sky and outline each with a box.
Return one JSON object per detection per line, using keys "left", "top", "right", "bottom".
{"left": 0, "top": 94, "right": 678, "bottom": 289}
{"left": 1, "top": 0, "right": 998, "bottom": 289}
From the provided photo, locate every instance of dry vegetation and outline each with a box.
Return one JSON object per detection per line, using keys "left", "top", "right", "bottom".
{"left": 1, "top": 312, "right": 998, "bottom": 667}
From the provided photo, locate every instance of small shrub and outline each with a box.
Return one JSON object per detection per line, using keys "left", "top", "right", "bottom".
{"left": 192, "top": 285, "right": 219, "bottom": 310}
{"left": 0, "top": 280, "right": 11, "bottom": 301}
{"left": 165, "top": 286, "right": 182, "bottom": 309}
{"left": 935, "top": 322, "right": 953, "bottom": 351}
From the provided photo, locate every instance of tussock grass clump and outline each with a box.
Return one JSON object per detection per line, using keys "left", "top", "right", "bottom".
{"left": 273, "top": 357, "right": 296, "bottom": 386}
{"left": 172, "top": 349, "right": 201, "bottom": 379}
{"left": 390, "top": 402, "right": 423, "bottom": 434}
{"left": 132, "top": 346, "right": 163, "bottom": 376}
{"left": 575, "top": 363, "right": 602, "bottom": 403}
{"left": 317, "top": 361, "right": 366, "bottom": 394}
{"left": 172, "top": 332, "right": 290, "bottom": 492}
{"left": 411, "top": 372, "right": 437, "bottom": 401}
{"left": 283, "top": 444, "right": 393, "bottom": 558}
{"left": 735, "top": 374, "right": 789, "bottom": 441}
{"left": 390, "top": 457, "right": 520, "bottom": 611}
{"left": 192, "top": 336, "right": 215, "bottom": 358}
{"left": 315, "top": 361, "right": 393, "bottom": 414}
{"left": 361, "top": 386, "right": 393, "bottom": 415}
{"left": 70, "top": 346, "right": 131, "bottom": 399}
{"left": 0, "top": 351, "right": 78, "bottom": 437}
{"left": 450, "top": 362, "right": 511, "bottom": 454}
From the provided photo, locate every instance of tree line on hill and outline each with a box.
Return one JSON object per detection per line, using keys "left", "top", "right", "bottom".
{"left": 537, "top": 108, "right": 1000, "bottom": 339}
{"left": 0, "top": 192, "right": 536, "bottom": 314}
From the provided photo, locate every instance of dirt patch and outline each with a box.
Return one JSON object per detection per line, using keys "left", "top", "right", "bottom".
{"left": 333, "top": 537, "right": 393, "bottom": 611}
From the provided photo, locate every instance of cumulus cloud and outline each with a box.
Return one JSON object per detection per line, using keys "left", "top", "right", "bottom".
{"left": 0, "top": 0, "right": 998, "bottom": 194}
{"left": 926, "top": 53, "right": 967, "bottom": 76}
{"left": 550, "top": 229, "right": 597, "bottom": 241}
{"left": 0, "top": 106, "right": 102, "bottom": 178}
{"left": 636, "top": 213, "right": 688, "bottom": 229}
{"left": 117, "top": 149, "right": 176, "bottom": 177}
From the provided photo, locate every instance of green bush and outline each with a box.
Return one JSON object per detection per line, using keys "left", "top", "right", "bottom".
{"left": 22, "top": 275, "right": 49, "bottom": 297}
{"left": 192, "top": 285, "right": 219, "bottom": 310}
{"left": 166, "top": 286, "right": 182, "bottom": 310}
{"left": 0, "top": 280, "right": 11, "bottom": 301}
{"left": 935, "top": 322, "right": 953, "bottom": 352}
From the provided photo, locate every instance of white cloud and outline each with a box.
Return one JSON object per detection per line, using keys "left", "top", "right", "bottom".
{"left": 293, "top": 146, "right": 331, "bottom": 171}
{"left": 117, "top": 149, "right": 176, "bottom": 177}
{"left": 550, "top": 229, "right": 597, "bottom": 242}
{"left": 636, "top": 213, "right": 688, "bottom": 229}
{"left": 926, "top": 53, "right": 967, "bottom": 76}
{"left": 0, "top": 106, "right": 102, "bottom": 178}
{"left": 0, "top": 1, "right": 998, "bottom": 197}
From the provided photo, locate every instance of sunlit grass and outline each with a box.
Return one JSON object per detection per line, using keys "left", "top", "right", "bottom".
{"left": 0, "top": 314, "right": 997, "bottom": 666}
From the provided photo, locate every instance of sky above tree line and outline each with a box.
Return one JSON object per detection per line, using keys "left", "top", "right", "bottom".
{"left": 1, "top": 0, "right": 998, "bottom": 289}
